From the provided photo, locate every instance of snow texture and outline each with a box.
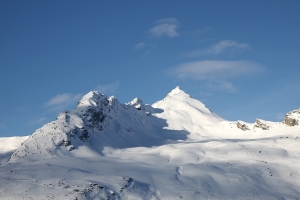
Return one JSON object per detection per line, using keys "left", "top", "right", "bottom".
{"left": 1, "top": 86, "right": 300, "bottom": 199}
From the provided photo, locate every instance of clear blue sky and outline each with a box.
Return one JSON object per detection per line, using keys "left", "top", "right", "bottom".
{"left": 1, "top": 1, "right": 300, "bottom": 137}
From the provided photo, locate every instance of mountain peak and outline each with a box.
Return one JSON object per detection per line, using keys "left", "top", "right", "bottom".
{"left": 167, "top": 86, "right": 190, "bottom": 98}
{"left": 76, "top": 91, "right": 108, "bottom": 108}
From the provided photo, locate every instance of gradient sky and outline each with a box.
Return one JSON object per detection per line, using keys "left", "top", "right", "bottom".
{"left": 1, "top": 1, "right": 300, "bottom": 137}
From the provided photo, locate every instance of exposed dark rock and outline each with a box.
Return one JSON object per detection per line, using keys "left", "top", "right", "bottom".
{"left": 127, "top": 98, "right": 145, "bottom": 110}
{"left": 236, "top": 121, "right": 250, "bottom": 131}
{"left": 79, "top": 129, "right": 89, "bottom": 142}
{"left": 254, "top": 119, "right": 269, "bottom": 130}
{"left": 284, "top": 109, "right": 300, "bottom": 126}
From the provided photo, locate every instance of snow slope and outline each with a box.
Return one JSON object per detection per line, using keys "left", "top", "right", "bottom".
{"left": 1, "top": 87, "right": 300, "bottom": 199}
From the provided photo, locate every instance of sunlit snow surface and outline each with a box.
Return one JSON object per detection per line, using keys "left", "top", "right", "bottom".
{"left": 1, "top": 87, "right": 300, "bottom": 199}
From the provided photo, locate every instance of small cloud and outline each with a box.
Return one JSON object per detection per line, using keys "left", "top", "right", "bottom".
{"left": 171, "top": 60, "right": 264, "bottom": 93}
{"left": 135, "top": 42, "right": 146, "bottom": 49}
{"left": 150, "top": 18, "right": 179, "bottom": 38}
{"left": 190, "top": 40, "right": 251, "bottom": 57}
{"left": 173, "top": 60, "right": 263, "bottom": 80}
{"left": 95, "top": 82, "right": 119, "bottom": 95}
{"left": 44, "top": 93, "right": 82, "bottom": 111}
{"left": 31, "top": 117, "right": 47, "bottom": 125}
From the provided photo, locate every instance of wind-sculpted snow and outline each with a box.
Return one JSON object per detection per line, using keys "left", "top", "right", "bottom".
{"left": 1, "top": 87, "right": 300, "bottom": 199}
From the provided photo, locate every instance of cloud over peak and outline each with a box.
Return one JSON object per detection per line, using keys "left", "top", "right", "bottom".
{"left": 150, "top": 18, "right": 179, "bottom": 38}
{"left": 172, "top": 60, "right": 264, "bottom": 93}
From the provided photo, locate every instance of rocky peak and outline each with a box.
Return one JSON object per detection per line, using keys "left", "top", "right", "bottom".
{"left": 78, "top": 91, "right": 110, "bottom": 107}
{"left": 254, "top": 119, "right": 270, "bottom": 130}
{"left": 127, "top": 98, "right": 144, "bottom": 110}
{"left": 285, "top": 108, "right": 300, "bottom": 126}
{"left": 236, "top": 120, "right": 250, "bottom": 131}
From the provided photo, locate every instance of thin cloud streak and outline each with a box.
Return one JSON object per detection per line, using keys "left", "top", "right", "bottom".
{"left": 173, "top": 60, "right": 263, "bottom": 80}
{"left": 135, "top": 42, "right": 146, "bottom": 49}
{"left": 150, "top": 18, "right": 179, "bottom": 38}
{"left": 95, "top": 82, "right": 119, "bottom": 95}
{"left": 189, "top": 40, "right": 251, "bottom": 57}
{"left": 31, "top": 117, "right": 47, "bottom": 125}
{"left": 172, "top": 60, "right": 264, "bottom": 93}
{"left": 44, "top": 93, "right": 82, "bottom": 111}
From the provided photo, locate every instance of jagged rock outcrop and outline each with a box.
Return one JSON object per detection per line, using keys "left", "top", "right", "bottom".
{"left": 254, "top": 119, "right": 270, "bottom": 130}
{"left": 284, "top": 109, "right": 300, "bottom": 126}
{"left": 126, "top": 98, "right": 145, "bottom": 110}
{"left": 236, "top": 121, "right": 250, "bottom": 131}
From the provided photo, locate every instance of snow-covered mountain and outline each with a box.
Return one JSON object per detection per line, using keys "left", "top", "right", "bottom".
{"left": 1, "top": 87, "right": 300, "bottom": 199}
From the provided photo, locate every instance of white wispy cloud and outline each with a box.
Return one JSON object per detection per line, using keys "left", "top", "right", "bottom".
{"left": 150, "top": 18, "right": 179, "bottom": 38}
{"left": 95, "top": 82, "right": 119, "bottom": 95}
{"left": 30, "top": 117, "right": 47, "bottom": 125}
{"left": 190, "top": 40, "right": 251, "bottom": 56}
{"left": 44, "top": 93, "right": 82, "bottom": 111}
{"left": 172, "top": 60, "right": 264, "bottom": 93}
{"left": 173, "top": 60, "right": 263, "bottom": 80}
{"left": 135, "top": 42, "right": 146, "bottom": 49}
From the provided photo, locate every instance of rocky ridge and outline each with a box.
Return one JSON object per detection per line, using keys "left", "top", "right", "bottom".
{"left": 8, "top": 90, "right": 188, "bottom": 163}
{"left": 285, "top": 108, "right": 300, "bottom": 126}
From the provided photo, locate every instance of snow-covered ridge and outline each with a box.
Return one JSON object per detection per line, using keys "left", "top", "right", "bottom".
{"left": 7, "top": 87, "right": 300, "bottom": 163}
{"left": 2, "top": 86, "right": 300, "bottom": 199}
{"left": 9, "top": 88, "right": 197, "bottom": 163}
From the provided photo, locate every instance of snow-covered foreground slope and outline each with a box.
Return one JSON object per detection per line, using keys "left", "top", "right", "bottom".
{"left": 1, "top": 87, "right": 300, "bottom": 199}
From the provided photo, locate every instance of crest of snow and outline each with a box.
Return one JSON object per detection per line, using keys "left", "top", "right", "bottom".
{"left": 127, "top": 98, "right": 144, "bottom": 110}
{"left": 152, "top": 86, "right": 223, "bottom": 138}
{"left": 167, "top": 86, "right": 189, "bottom": 97}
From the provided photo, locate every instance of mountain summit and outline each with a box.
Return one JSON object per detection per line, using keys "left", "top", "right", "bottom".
{"left": 10, "top": 87, "right": 204, "bottom": 162}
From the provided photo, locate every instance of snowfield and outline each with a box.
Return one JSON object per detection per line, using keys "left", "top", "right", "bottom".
{"left": 1, "top": 87, "right": 300, "bottom": 199}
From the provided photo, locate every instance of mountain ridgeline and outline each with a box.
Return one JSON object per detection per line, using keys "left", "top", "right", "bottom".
{"left": 8, "top": 87, "right": 300, "bottom": 163}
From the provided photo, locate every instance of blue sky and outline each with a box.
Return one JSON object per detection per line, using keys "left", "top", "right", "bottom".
{"left": 1, "top": 1, "right": 300, "bottom": 137}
